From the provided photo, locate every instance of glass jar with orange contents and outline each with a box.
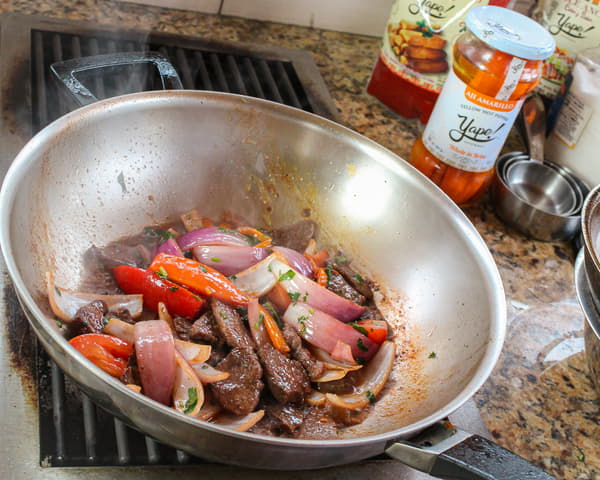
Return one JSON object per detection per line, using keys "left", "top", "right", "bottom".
{"left": 409, "top": 6, "right": 555, "bottom": 206}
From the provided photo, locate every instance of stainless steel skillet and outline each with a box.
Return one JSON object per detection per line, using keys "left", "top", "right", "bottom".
{"left": 0, "top": 53, "right": 553, "bottom": 479}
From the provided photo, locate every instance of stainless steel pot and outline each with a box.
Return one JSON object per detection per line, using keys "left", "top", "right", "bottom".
{"left": 0, "top": 54, "right": 554, "bottom": 479}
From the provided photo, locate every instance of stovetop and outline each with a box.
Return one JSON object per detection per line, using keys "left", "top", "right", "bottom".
{"left": 0, "top": 12, "right": 489, "bottom": 479}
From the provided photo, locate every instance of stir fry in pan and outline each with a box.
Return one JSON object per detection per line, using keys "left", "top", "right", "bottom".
{"left": 47, "top": 210, "right": 396, "bottom": 439}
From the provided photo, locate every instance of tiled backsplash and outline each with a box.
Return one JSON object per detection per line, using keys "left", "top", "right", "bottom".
{"left": 116, "top": 0, "right": 391, "bottom": 37}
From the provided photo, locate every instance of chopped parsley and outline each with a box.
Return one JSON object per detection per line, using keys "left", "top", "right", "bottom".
{"left": 193, "top": 295, "right": 203, "bottom": 302}
{"left": 253, "top": 314, "right": 265, "bottom": 330}
{"left": 199, "top": 265, "right": 208, "bottom": 273}
{"left": 155, "top": 267, "right": 168, "bottom": 279}
{"left": 168, "top": 286, "right": 179, "bottom": 292}
{"left": 263, "top": 303, "right": 281, "bottom": 326}
{"left": 325, "top": 264, "right": 334, "bottom": 285}
{"left": 161, "top": 231, "right": 176, "bottom": 241}
{"left": 183, "top": 387, "right": 198, "bottom": 414}
{"left": 308, "top": 308, "right": 314, "bottom": 315}
{"left": 184, "top": 250, "right": 193, "bottom": 259}
{"left": 54, "top": 286, "right": 62, "bottom": 297}
{"left": 278, "top": 269, "right": 296, "bottom": 282}
{"left": 297, "top": 315, "right": 308, "bottom": 335}
{"left": 103, "top": 317, "right": 109, "bottom": 326}
{"left": 577, "top": 448, "right": 585, "bottom": 462}
{"left": 201, "top": 365, "right": 209, "bottom": 370}
{"left": 55, "top": 319, "right": 63, "bottom": 328}
{"left": 428, "top": 351, "right": 437, "bottom": 359}
{"left": 349, "top": 322, "right": 369, "bottom": 336}
{"left": 357, "top": 338, "right": 368, "bottom": 352}
{"left": 210, "top": 257, "right": 221, "bottom": 262}
{"left": 334, "top": 255, "right": 347, "bottom": 263}
{"left": 302, "top": 292, "right": 309, "bottom": 302}
{"left": 229, "top": 275, "right": 237, "bottom": 280}
{"left": 353, "top": 273, "right": 364, "bottom": 284}
{"left": 288, "top": 292, "right": 301, "bottom": 303}
{"left": 219, "top": 311, "right": 228, "bottom": 319}
{"left": 356, "top": 357, "right": 365, "bottom": 365}
{"left": 366, "top": 390, "right": 375, "bottom": 404}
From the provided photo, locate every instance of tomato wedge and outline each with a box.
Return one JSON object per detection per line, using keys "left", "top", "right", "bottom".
{"left": 149, "top": 253, "right": 249, "bottom": 306}
{"left": 69, "top": 334, "right": 133, "bottom": 378}
{"left": 355, "top": 319, "right": 388, "bottom": 344}
{"left": 113, "top": 265, "right": 205, "bottom": 319}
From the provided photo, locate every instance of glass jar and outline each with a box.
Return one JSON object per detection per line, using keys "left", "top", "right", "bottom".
{"left": 409, "top": 6, "right": 555, "bottom": 206}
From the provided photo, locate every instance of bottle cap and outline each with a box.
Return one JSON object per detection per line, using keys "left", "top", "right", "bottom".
{"left": 466, "top": 6, "right": 555, "bottom": 60}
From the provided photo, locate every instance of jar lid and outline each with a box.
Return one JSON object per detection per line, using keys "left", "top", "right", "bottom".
{"left": 466, "top": 6, "right": 555, "bottom": 61}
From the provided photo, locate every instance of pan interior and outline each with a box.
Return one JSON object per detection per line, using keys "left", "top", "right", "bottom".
{"left": 2, "top": 91, "right": 504, "bottom": 442}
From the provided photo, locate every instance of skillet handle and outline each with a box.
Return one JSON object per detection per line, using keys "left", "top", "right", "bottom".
{"left": 50, "top": 51, "right": 183, "bottom": 106}
{"left": 385, "top": 422, "right": 556, "bottom": 480}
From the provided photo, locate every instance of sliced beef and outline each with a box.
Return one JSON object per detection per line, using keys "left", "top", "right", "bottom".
{"left": 211, "top": 299, "right": 254, "bottom": 349}
{"left": 256, "top": 342, "right": 311, "bottom": 404}
{"left": 282, "top": 324, "right": 325, "bottom": 381}
{"left": 261, "top": 402, "right": 305, "bottom": 435}
{"left": 210, "top": 347, "right": 263, "bottom": 415}
{"left": 294, "top": 407, "right": 337, "bottom": 440}
{"left": 328, "top": 255, "right": 373, "bottom": 300}
{"left": 112, "top": 307, "right": 135, "bottom": 325}
{"left": 74, "top": 300, "right": 107, "bottom": 335}
{"left": 207, "top": 344, "right": 228, "bottom": 367}
{"left": 269, "top": 220, "right": 316, "bottom": 252}
{"left": 173, "top": 316, "right": 193, "bottom": 341}
{"left": 315, "top": 371, "right": 358, "bottom": 395}
{"left": 359, "top": 306, "right": 386, "bottom": 323}
{"left": 189, "top": 312, "right": 223, "bottom": 345}
{"left": 326, "top": 268, "right": 366, "bottom": 305}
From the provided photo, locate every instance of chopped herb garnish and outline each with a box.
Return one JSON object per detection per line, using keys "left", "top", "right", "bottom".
{"left": 297, "top": 315, "right": 308, "bottom": 335}
{"left": 103, "top": 317, "right": 109, "bottom": 326}
{"left": 356, "top": 357, "right": 365, "bottom": 365}
{"left": 199, "top": 265, "right": 208, "bottom": 273}
{"left": 428, "top": 351, "right": 437, "bottom": 359}
{"left": 81, "top": 320, "right": 89, "bottom": 326}
{"left": 349, "top": 322, "right": 369, "bottom": 336}
{"left": 288, "top": 292, "right": 301, "bottom": 303}
{"left": 302, "top": 292, "right": 308, "bottom": 302}
{"left": 201, "top": 365, "right": 209, "bottom": 370}
{"left": 366, "top": 390, "right": 375, "bottom": 404}
{"left": 334, "top": 255, "right": 347, "bottom": 263}
{"left": 308, "top": 308, "right": 314, "bottom": 315}
{"left": 168, "top": 286, "right": 179, "bottom": 292}
{"left": 55, "top": 319, "right": 63, "bottom": 328}
{"left": 263, "top": 303, "right": 280, "bottom": 325}
{"left": 278, "top": 269, "right": 296, "bottom": 282}
{"left": 577, "top": 448, "right": 585, "bottom": 462}
{"left": 143, "top": 227, "right": 163, "bottom": 238}
{"left": 54, "top": 286, "right": 62, "bottom": 297}
{"left": 155, "top": 267, "right": 168, "bottom": 279}
{"left": 161, "top": 231, "right": 176, "bottom": 240}
{"left": 211, "top": 257, "right": 221, "bottom": 262}
{"left": 219, "top": 312, "right": 228, "bottom": 319}
{"left": 357, "top": 338, "right": 368, "bottom": 352}
{"left": 184, "top": 250, "right": 193, "bottom": 259}
{"left": 353, "top": 273, "right": 364, "bottom": 284}
{"left": 253, "top": 314, "right": 265, "bottom": 330}
{"left": 183, "top": 387, "right": 198, "bottom": 414}
{"left": 193, "top": 295, "right": 203, "bottom": 302}
{"left": 229, "top": 275, "right": 237, "bottom": 280}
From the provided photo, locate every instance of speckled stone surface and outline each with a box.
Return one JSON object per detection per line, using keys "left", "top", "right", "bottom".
{"left": 0, "top": 1, "right": 598, "bottom": 479}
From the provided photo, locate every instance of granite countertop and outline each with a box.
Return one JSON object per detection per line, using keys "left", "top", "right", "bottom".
{"left": 1, "top": 1, "right": 599, "bottom": 479}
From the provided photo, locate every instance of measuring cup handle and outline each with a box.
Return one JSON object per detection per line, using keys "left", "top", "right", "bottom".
{"left": 50, "top": 51, "right": 183, "bottom": 107}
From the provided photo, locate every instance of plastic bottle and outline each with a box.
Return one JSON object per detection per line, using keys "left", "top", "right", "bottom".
{"left": 408, "top": 6, "right": 555, "bottom": 206}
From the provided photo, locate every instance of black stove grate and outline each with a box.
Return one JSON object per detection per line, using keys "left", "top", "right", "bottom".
{"left": 27, "top": 24, "right": 339, "bottom": 468}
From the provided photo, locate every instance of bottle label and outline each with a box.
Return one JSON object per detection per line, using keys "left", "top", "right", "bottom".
{"left": 422, "top": 69, "right": 523, "bottom": 172}
{"left": 379, "top": 0, "right": 490, "bottom": 94}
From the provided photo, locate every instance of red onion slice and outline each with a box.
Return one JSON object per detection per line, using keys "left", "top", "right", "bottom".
{"left": 156, "top": 238, "right": 183, "bottom": 257}
{"left": 272, "top": 246, "right": 313, "bottom": 278}
{"left": 134, "top": 320, "right": 176, "bottom": 405}
{"left": 230, "top": 253, "right": 281, "bottom": 297}
{"left": 178, "top": 226, "right": 250, "bottom": 251}
{"left": 173, "top": 350, "right": 204, "bottom": 417}
{"left": 283, "top": 302, "right": 379, "bottom": 361}
{"left": 192, "top": 245, "right": 269, "bottom": 276}
{"left": 269, "top": 259, "right": 365, "bottom": 322}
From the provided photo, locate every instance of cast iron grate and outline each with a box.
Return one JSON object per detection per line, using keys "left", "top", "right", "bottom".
{"left": 29, "top": 26, "right": 339, "bottom": 467}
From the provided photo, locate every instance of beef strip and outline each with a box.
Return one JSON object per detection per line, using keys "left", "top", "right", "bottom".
{"left": 256, "top": 341, "right": 311, "bottom": 404}
{"left": 293, "top": 407, "right": 337, "bottom": 440}
{"left": 211, "top": 299, "right": 255, "bottom": 349}
{"left": 314, "top": 373, "right": 357, "bottom": 395}
{"left": 73, "top": 300, "right": 107, "bottom": 335}
{"left": 189, "top": 311, "right": 223, "bottom": 345}
{"left": 326, "top": 268, "right": 366, "bottom": 305}
{"left": 173, "top": 316, "right": 193, "bottom": 341}
{"left": 210, "top": 347, "right": 263, "bottom": 415}
{"left": 258, "top": 402, "right": 305, "bottom": 435}
{"left": 328, "top": 255, "right": 373, "bottom": 300}
{"left": 112, "top": 307, "right": 135, "bottom": 325}
{"left": 282, "top": 324, "right": 325, "bottom": 381}
{"left": 269, "top": 220, "right": 316, "bottom": 252}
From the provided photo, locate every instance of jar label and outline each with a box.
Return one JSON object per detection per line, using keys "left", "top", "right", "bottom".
{"left": 552, "top": 90, "right": 594, "bottom": 148}
{"left": 379, "top": 0, "right": 490, "bottom": 94}
{"left": 422, "top": 69, "right": 523, "bottom": 172}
